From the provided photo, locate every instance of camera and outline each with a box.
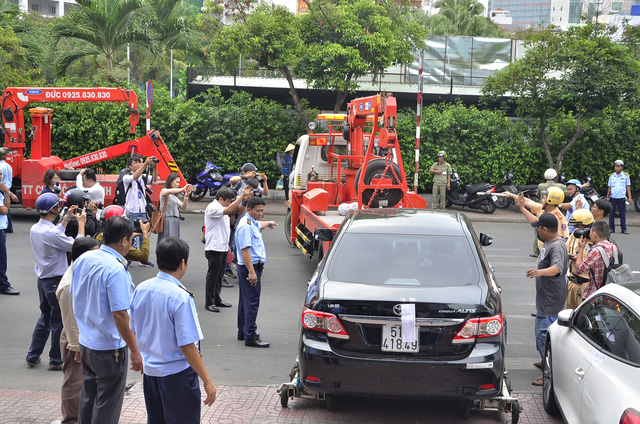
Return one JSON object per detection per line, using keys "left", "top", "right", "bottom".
{"left": 573, "top": 228, "right": 591, "bottom": 239}
{"left": 133, "top": 218, "right": 148, "bottom": 233}
{"left": 149, "top": 156, "right": 159, "bottom": 164}
{"left": 246, "top": 178, "right": 262, "bottom": 197}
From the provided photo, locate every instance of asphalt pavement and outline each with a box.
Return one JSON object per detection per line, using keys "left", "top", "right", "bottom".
{"left": 1, "top": 190, "right": 638, "bottom": 423}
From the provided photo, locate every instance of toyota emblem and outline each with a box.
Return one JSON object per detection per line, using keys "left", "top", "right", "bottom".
{"left": 393, "top": 304, "right": 403, "bottom": 316}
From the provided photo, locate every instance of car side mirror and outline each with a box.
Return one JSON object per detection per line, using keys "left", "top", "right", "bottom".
{"left": 314, "top": 228, "right": 333, "bottom": 242}
{"left": 479, "top": 233, "right": 493, "bottom": 246}
{"left": 557, "top": 309, "right": 573, "bottom": 327}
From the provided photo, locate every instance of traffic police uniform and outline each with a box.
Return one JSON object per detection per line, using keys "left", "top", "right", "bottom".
{"left": 608, "top": 168, "right": 631, "bottom": 233}
{"left": 130, "top": 271, "right": 204, "bottom": 423}
{"left": 565, "top": 233, "right": 590, "bottom": 309}
{"left": 528, "top": 202, "right": 569, "bottom": 250}
{"left": 429, "top": 158, "right": 451, "bottom": 211}
{"left": 235, "top": 214, "right": 266, "bottom": 343}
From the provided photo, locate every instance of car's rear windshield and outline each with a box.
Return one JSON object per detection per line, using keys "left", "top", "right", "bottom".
{"left": 327, "top": 233, "right": 480, "bottom": 287}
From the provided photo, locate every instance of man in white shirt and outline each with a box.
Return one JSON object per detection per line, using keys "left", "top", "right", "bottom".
{"left": 0, "top": 148, "right": 14, "bottom": 233}
{"left": 203, "top": 186, "right": 251, "bottom": 312}
{"left": 123, "top": 154, "right": 157, "bottom": 266}
{"left": 75, "top": 168, "right": 105, "bottom": 207}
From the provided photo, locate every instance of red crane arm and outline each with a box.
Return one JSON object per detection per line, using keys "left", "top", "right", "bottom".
{"left": 1, "top": 87, "right": 140, "bottom": 135}
{"left": 61, "top": 130, "right": 184, "bottom": 183}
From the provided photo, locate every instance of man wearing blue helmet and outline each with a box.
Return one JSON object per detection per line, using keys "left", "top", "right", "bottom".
{"left": 559, "top": 179, "right": 590, "bottom": 233}
{"left": 26, "top": 192, "right": 86, "bottom": 371}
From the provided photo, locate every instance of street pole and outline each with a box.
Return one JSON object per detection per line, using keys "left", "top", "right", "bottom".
{"left": 127, "top": 44, "right": 130, "bottom": 84}
{"left": 414, "top": 48, "right": 424, "bottom": 193}
{"left": 170, "top": 50, "right": 174, "bottom": 99}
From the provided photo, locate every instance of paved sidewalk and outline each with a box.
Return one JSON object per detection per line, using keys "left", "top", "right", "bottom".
{"left": 0, "top": 386, "right": 562, "bottom": 424}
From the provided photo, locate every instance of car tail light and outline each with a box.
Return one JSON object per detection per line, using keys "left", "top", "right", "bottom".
{"left": 452, "top": 315, "right": 503, "bottom": 344}
{"left": 302, "top": 307, "right": 350, "bottom": 339}
{"left": 620, "top": 408, "right": 640, "bottom": 424}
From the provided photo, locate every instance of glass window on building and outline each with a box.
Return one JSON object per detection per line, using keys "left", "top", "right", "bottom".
{"left": 612, "top": 2, "right": 622, "bottom": 11}
{"left": 31, "top": 3, "right": 39, "bottom": 11}
{"left": 569, "top": 0, "right": 581, "bottom": 23}
{"left": 50, "top": 5, "right": 56, "bottom": 14}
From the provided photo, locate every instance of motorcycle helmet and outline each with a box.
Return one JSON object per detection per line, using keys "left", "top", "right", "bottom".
{"left": 565, "top": 179, "right": 582, "bottom": 188}
{"left": 101, "top": 205, "right": 126, "bottom": 222}
{"left": 35, "top": 193, "right": 62, "bottom": 215}
{"left": 64, "top": 189, "right": 86, "bottom": 208}
{"left": 569, "top": 209, "right": 594, "bottom": 227}
{"left": 544, "top": 168, "right": 557, "bottom": 181}
{"left": 437, "top": 150, "right": 446, "bottom": 157}
{"left": 544, "top": 186, "right": 565, "bottom": 205}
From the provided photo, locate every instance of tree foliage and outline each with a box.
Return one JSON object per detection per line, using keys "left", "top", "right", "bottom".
{"left": 297, "top": 0, "right": 426, "bottom": 111}
{"left": 482, "top": 23, "right": 640, "bottom": 172}
{"left": 416, "top": 0, "right": 507, "bottom": 37}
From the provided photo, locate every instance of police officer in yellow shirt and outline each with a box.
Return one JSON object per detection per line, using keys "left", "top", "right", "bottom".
{"left": 428, "top": 151, "right": 451, "bottom": 211}
{"left": 565, "top": 209, "right": 594, "bottom": 309}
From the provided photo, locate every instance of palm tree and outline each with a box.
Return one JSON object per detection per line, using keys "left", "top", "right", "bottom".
{"left": 51, "top": 0, "right": 150, "bottom": 78}
{"left": 140, "top": 0, "right": 209, "bottom": 80}
{"left": 431, "top": 0, "right": 506, "bottom": 36}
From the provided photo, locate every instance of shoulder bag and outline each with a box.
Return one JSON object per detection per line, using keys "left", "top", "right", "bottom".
{"left": 150, "top": 195, "right": 168, "bottom": 234}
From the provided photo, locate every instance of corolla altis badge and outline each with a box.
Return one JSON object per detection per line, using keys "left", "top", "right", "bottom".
{"left": 26, "top": 89, "right": 43, "bottom": 95}
{"left": 438, "top": 308, "right": 477, "bottom": 314}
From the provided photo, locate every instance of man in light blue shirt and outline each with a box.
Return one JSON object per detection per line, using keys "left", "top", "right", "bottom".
{"left": 607, "top": 159, "right": 632, "bottom": 235}
{"left": 71, "top": 216, "right": 142, "bottom": 424}
{"left": 235, "top": 197, "right": 276, "bottom": 348}
{"left": 27, "top": 193, "right": 86, "bottom": 370}
{"left": 0, "top": 148, "right": 13, "bottom": 232}
{"left": 130, "top": 237, "right": 217, "bottom": 422}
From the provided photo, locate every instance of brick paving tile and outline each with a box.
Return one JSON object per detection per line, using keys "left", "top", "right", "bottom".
{"left": 0, "top": 386, "right": 564, "bottom": 424}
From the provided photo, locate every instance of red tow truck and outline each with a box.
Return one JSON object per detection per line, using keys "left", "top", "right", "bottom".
{"left": 1, "top": 87, "right": 184, "bottom": 207}
{"left": 285, "top": 93, "right": 427, "bottom": 260}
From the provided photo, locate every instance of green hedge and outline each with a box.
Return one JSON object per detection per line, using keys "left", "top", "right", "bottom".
{"left": 23, "top": 82, "right": 639, "bottom": 192}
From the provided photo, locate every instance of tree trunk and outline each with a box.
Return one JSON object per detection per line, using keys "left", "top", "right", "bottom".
{"left": 279, "top": 66, "right": 308, "bottom": 126}
{"left": 333, "top": 90, "right": 349, "bottom": 113}
{"left": 555, "top": 108, "right": 584, "bottom": 172}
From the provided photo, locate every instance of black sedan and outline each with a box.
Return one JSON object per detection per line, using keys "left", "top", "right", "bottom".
{"left": 298, "top": 209, "right": 505, "bottom": 412}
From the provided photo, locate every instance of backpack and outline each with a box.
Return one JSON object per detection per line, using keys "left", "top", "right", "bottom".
{"left": 113, "top": 169, "right": 131, "bottom": 206}
{"left": 596, "top": 244, "right": 634, "bottom": 286}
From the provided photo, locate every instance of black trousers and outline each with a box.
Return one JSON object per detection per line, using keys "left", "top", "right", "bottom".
{"left": 143, "top": 367, "right": 201, "bottom": 424}
{"left": 205, "top": 250, "right": 226, "bottom": 307}
{"left": 78, "top": 345, "right": 128, "bottom": 424}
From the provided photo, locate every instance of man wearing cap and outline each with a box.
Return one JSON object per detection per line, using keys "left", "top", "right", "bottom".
{"left": 607, "top": 160, "right": 632, "bottom": 234}
{"left": 428, "top": 151, "right": 451, "bottom": 211}
{"left": 27, "top": 193, "right": 86, "bottom": 370}
{"left": 0, "top": 147, "right": 14, "bottom": 233}
{"left": 280, "top": 144, "right": 295, "bottom": 204}
{"left": 559, "top": 179, "right": 590, "bottom": 234}
{"left": 515, "top": 194, "right": 568, "bottom": 386}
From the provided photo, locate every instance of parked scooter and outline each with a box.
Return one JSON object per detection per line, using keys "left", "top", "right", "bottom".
{"left": 189, "top": 162, "right": 240, "bottom": 202}
{"left": 446, "top": 169, "right": 496, "bottom": 214}
{"left": 493, "top": 170, "right": 518, "bottom": 208}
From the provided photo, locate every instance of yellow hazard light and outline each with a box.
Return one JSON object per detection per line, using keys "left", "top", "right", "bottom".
{"left": 309, "top": 137, "right": 328, "bottom": 146}
{"left": 317, "top": 114, "right": 347, "bottom": 121}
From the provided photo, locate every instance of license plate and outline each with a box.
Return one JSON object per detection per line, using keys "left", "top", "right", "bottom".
{"left": 381, "top": 325, "right": 419, "bottom": 352}
{"left": 591, "top": 195, "right": 599, "bottom": 203}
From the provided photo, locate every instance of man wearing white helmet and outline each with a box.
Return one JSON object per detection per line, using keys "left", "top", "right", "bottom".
{"left": 606, "top": 159, "right": 632, "bottom": 234}
{"left": 536, "top": 168, "right": 568, "bottom": 200}
{"left": 559, "top": 179, "right": 590, "bottom": 234}
{"left": 428, "top": 151, "right": 451, "bottom": 211}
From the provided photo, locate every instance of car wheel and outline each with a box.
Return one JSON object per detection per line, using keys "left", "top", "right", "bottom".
{"left": 280, "top": 387, "right": 289, "bottom": 408}
{"left": 460, "top": 399, "right": 472, "bottom": 419}
{"left": 284, "top": 211, "right": 294, "bottom": 247}
{"left": 189, "top": 187, "right": 207, "bottom": 202}
{"left": 325, "top": 394, "right": 338, "bottom": 411}
{"left": 542, "top": 341, "right": 560, "bottom": 416}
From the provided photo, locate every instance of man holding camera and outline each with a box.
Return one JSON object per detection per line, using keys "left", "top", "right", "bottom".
{"left": 26, "top": 193, "right": 86, "bottom": 370}
{"left": 123, "top": 154, "right": 157, "bottom": 267}
{"left": 575, "top": 221, "right": 618, "bottom": 301}
{"left": 565, "top": 210, "right": 594, "bottom": 309}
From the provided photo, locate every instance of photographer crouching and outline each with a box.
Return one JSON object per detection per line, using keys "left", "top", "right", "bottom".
{"left": 62, "top": 189, "right": 100, "bottom": 240}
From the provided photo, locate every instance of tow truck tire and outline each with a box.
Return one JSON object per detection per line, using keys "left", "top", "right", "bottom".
{"left": 325, "top": 394, "right": 337, "bottom": 411}
{"left": 461, "top": 399, "right": 472, "bottom": 419}
{"left": 284, "top": 211, "right": 295, "bottom": 247}
{"left": 189, "top": 187, "right": 207, "bottom": 202}
{"left": 280, "top": 388, "right": 289, "bottom": 408}
{"left": 354, "top": 158, "right": 403, "bottom": 208}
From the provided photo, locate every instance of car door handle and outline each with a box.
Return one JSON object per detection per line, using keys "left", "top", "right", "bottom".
{"left": 575, "top": 368, "right": 585, "bottom": 379}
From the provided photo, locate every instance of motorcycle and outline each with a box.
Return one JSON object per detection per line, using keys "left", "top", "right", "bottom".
{"left": 189, "top": 162, "right": 240, "bottom": 202}
{"left": 493, "top": 170, "right": 540, "bottom": 207}
{"left": 445, "top": 169, "right": 496, "bottom": 214}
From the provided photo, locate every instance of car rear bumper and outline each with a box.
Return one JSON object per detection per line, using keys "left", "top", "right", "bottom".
{"left": 299, "top": 335, "right": 504, "bottom": 400}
